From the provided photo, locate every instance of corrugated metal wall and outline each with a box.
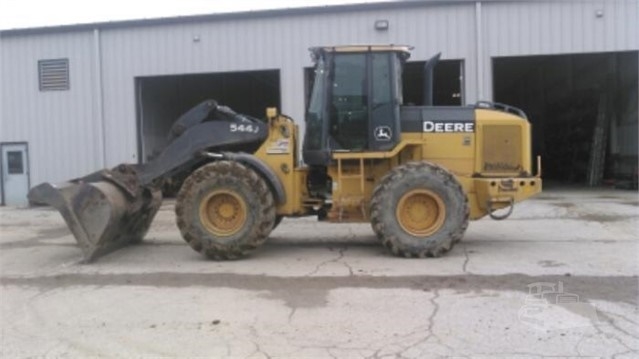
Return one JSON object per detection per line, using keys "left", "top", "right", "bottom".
{"left": 0, "top": 31, "right": 102, "bottom": 187}
{"left": 1, "top": 0, "right": 637, "bottom": 187}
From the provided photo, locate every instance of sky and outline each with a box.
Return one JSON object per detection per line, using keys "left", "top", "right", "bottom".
{"left": 0, "top": 0, "right": 390, "bottom": 30}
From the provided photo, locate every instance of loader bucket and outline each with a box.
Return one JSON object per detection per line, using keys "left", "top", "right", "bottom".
{"left": 28, "top": 175, "right": 162, "bottom": 262}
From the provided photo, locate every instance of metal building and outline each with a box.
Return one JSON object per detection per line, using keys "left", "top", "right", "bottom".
{"left": 1, "top": 0, "right": 637, "bottom": 205}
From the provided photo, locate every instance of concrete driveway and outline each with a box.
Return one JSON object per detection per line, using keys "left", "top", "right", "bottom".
{"left": 1, "top": 189, "right": 637, "bottom": 358}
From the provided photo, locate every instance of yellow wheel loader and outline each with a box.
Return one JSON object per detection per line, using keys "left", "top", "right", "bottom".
{"left": 28, "top": 45, "right": 542, "bottom": 262}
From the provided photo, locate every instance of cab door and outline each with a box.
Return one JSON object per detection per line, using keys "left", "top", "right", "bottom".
{"left": 328, "top": 52, "right": 401, "bottom": 152}
{"left": 328, "top": 53, "right": 369, "bottom": 150}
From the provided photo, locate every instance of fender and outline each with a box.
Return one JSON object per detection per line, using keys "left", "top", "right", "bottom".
{"left": 222, "top": 152, "right": 287, "bottom": 206}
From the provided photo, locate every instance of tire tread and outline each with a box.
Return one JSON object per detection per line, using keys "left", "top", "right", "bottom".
{"left": 175, "top": 161, "right": 276, "bottom": 260}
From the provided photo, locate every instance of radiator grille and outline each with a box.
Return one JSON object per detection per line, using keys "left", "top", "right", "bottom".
{"left": 482, "top": 125, "right": 522, "bottom": 174}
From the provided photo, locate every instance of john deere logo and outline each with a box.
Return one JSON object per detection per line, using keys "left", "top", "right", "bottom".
{"left": 374, "top": 126, "right": 392, "bottom": 141}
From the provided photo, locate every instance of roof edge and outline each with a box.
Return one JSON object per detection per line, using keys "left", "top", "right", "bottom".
{"left": 1, "top": 0, "right": 476, "bottom": 37}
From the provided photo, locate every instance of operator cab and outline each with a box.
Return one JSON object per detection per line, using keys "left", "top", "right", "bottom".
{"left": 303, "top": 45, "right": 411, "bottom": 165}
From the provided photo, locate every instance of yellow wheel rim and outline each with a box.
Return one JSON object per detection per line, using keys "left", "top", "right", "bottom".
{"left": 396, "top": 189, "right": 446, "bottom": 236}
{"left": 199, "top": 190, "right": 247, "bottom": 236}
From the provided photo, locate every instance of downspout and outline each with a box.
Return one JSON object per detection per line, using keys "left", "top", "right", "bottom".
{"left": 475, "top": 1, "right": 484, "bottom": 101}
{"left": 93, "top": 28, "right": 107, "bottom": 167}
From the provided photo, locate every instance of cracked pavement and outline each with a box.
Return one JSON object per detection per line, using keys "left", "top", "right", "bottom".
{"left": 1, "top": 189, "right": 638, "bottom": 358}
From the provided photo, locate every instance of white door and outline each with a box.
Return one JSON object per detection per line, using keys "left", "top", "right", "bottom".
{"left": 1, "top": 143, "right": 29, "bottom": 206}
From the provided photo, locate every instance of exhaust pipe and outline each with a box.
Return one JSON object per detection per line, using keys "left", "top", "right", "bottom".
{"left": 28, "top": 165, "right": 162, "bottom": 262}
{"left": 422, "top": 52, "right": 441, "bottom": 106}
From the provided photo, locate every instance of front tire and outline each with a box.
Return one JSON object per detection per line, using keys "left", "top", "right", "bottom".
{"left": 370, "top": 162, "right": 469, "bottom": 257}
{"left": 175, "top": 161, "right": 276, "bottom": 260}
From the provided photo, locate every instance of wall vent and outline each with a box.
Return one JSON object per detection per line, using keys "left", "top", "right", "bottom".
{"left": 38, "top": 58, "right": 69, "bottom": 91}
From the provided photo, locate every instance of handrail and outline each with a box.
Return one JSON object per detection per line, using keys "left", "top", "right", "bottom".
{"left": 476, "top": 101, "right": 528, "bottom": 120}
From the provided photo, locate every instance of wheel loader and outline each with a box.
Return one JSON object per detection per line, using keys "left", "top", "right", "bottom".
{"left": 28, "top": 45, "right": 542, "bottom": 262}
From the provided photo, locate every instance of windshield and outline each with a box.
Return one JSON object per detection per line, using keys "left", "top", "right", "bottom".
{"left": 305, "top": 56, "right": 327, "bottom": 151}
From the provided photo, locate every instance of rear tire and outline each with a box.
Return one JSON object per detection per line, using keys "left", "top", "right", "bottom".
{"left": 175, "top": 161, "right": 276, "bottom": 260}
{"left": 370, "top": 161, "right": 469, "bottom": 257}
